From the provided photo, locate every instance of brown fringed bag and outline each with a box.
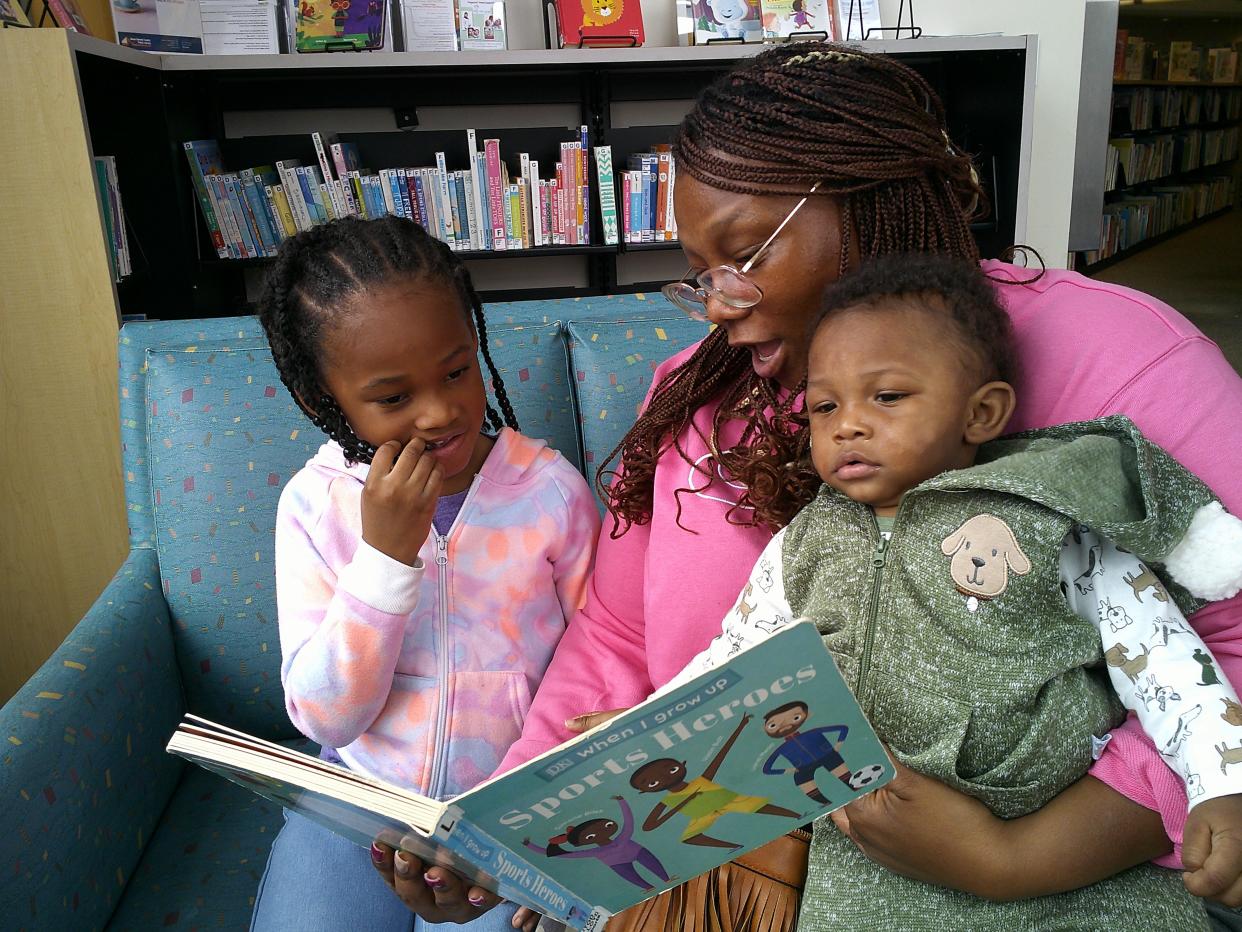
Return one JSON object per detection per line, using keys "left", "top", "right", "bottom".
{"left": 604, "top": 830, "right": 809, "bottom": 932}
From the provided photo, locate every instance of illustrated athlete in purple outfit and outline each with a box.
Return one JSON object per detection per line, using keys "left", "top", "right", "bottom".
{"left": 524, "top": 796, "right": 672, "bottom": 892}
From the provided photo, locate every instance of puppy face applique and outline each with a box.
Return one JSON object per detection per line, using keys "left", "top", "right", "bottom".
{"left": 940, "top": 514, "right": 1032, "bottom": 611}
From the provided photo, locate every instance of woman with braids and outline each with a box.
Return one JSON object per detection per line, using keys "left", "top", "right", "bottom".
{"left": 373, "top": 41, "right": 1242, "bottom": 930}
{"left": 249, "top": 215, "right": 599, "bottom": 932}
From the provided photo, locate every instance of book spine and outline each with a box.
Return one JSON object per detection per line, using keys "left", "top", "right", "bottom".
{"left": 447, "top": 173, "right": 462, "bottom": 244}
{"left": 397, "top": 169, "right": 415, "bottom": 221}
{"left": 641, "top": 157, "right": 655, "bottom": 243}
{"left": 93, "top": 159, "right": 118, "bottom": 281}
{"left": 210, "top": 175, "right": 243, "bottom": 257}
{"left": 331, "top": 143, "right": 359, "bottom": 217}
{"left": 529, "top": 160, "right": 543, "bottom": 247}
{"left": 420, "top": 169, "right": 441, "bottom": 239}
{"left": 413, "top": 174, "right": 431, "bottom": 231}
{"left": 271, "top": 184, "right": 297, "bottom": 238}
{"left": 277, "top": 161, "right": 311, "bottom": 232}
{"left": 665, "top": 155, "right": 677, "bottom": 240}
{"left": 476, "top": 153, "right": 491, "bottom": 248}
{"left": 223, "top": 174, "right": 258, "bottom": 258}
{"left": 555, "top": 182, "right": 566, "bottom": 246}
{"left": 104, "top": 157, "right": 131, "bottom": 276}
{"left": 622, "top": 171, "right": 632, "bottom": 244}
{"left": 319, "top": 183, "right": 337, "bottom": 221}
{"left": 454, "top": 171, "right": 471, "bottom": 249}
{"left": 367, "top": 176, "right": 386, "bottom": 218}
{"left": 294, "top": 167, "right": 320, "bottom": 226}
{"left": 434, "top": 152, "right": 456, "bottom": 248}
{"left": 349, "top": 172, "right": 368, "bottom": 220}
{"left": 380, "top": 169, "right": 399, "bottom": 217}
{"left": 505, "top": 183, "right": 518, "bottom": 250}
{"left": 240, "top": 170, "right": 277, "bottom": 255}
{"left": 459, "top": 170, "right": 478, "bottom": 250}
{"left": 465, "top": 129, "right": 487, "bottom": 250}
{"left": 308, "top": 167, "right": 332, "bottom": 222}
{"left": 594, "top": 146, "right": 618, "bottom": 247}
{"left": 204, "top": 173, "right": 237, "bottom": 257}
{"left": 629, "top": 170, "right": 642, "bottom": 244}
{"left": 484, "top": 139, "right": 506, "bottom": 251}
{"left": 312, "top": 132, "right": 346, "bottom": 219}
{"left": 182, "top": 142, "right": 229, "bottom": 258}
{"left": 256, "top": 179, "right": 284, "bottom": 247}
{"left": 541, "top": 181, "right": 552, "bottom": 246}
{"left": 655, "top": 152, "right": 670, "bottom": 241}
{"left": 579, "top": 125, "right": 590, "bottom": 243}
{"left": 517, "top": 179, "right": 530, "bottom": 249}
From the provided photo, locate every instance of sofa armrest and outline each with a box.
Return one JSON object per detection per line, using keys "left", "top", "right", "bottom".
{"left": 0, "top": 548, "right": 186, "bottom": 930}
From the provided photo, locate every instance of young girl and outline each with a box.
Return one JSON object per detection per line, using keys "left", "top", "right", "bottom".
{"left": 663, "top": 254, "right": 1242, "bottom": 929}
{"left": 248, "top": 216, "right": 600, "bottom": 932}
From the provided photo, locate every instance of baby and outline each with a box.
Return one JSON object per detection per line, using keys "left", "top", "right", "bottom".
{"left": 667, "top": 253, "right": 1242, "bottom": 928}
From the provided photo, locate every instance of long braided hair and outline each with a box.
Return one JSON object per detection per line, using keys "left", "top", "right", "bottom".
{"left": 601, "top": 42, "right": 987, "bottom": 534}
{"left": 258, "top": 215, "right": 518, "bottom": 464}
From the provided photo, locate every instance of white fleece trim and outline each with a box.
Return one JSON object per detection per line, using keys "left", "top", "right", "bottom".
{"left": 337, "top": 540, "right": 424, "bottom": 615}
{"left": 1164, "top": 502, "right": 1242, "bottom": 601}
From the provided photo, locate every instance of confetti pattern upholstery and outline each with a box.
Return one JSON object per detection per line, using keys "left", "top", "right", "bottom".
{"left": 1, "top": 293, "right": 704, "bottom": 930}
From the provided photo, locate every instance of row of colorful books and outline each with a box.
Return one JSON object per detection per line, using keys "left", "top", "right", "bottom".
{"left": 1106, "top": 126, "right": 1241, "bottom": 191}
{"left": 1115, "top": 32, "right": 1241, "bottom": 83}
{"left": 183, "top": 129, "right": 615, "bottom": 260}
{"left": 1084, "top": 175, "right": 1235, "bottom": 265}
{"left": 1111, "top": 87, "right": 1242, "bottom": 135}
{"left": 93, "top": 156, "right": 132, "bottom": 283}
{"left": 620, "top": 149, "right": 678, "bottom": 245}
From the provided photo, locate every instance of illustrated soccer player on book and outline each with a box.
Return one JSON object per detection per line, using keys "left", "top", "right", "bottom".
{"left": 523, "top": 796, "right": 674, "bottom": 892}
{"left": 761, "top": 702, "right": 856, "bottom": 804}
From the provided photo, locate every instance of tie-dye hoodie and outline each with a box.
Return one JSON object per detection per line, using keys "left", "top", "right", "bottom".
{"left": 275, "top": 427, "right": 600, "bottom": 800}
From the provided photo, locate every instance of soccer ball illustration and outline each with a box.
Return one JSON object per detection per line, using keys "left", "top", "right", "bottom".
{"left": 848, "top": 764, "right": 886, "bottom": 790}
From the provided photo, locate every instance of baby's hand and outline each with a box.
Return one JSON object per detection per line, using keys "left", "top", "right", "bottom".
{"left": 1182, "top": 794, "right": 1242, "bottom": 906}
{"left": 362, "top": 439, "right": 443, "bottom": 566}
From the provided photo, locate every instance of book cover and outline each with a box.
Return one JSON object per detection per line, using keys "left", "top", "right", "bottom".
{"left": 690, "top": 0, "right": 760, "bottom": 44}
{"left": 465, "top": 131, "right": 488, "bottom": 250}
{"left": 222, "top": 173, "right": 259, "bottom": 258}
{"left": 434, "top": 153, "right": 456, "bottom": 247}
{"left": 331, "top": 143, "right": 362, "bottom": 217}
{"left": 239, "top": 168, "right": 278, "bottom": 256}
{"left": 400, "top": 0, "right": 457, "bottom": 50}
{"left": 484, "top": 139, "right": 507, "bottom": 251}
{"left": 93, "top": 159, "right": 119, "bottom": 282}
{"left": 46, "top": 0, "right": 91, "bottom": 32}
{"left": 182, "top": 140, "right": 229, "bottom": 259}
{"left": 759, "top": 0, "right": 830, "bottom": 40}
{"left": 168, "top": 622, "right": 890, "bottom": 928}
{"left": 593, "top": 146, "right": 619, "bottom": 246}
{"left": 832, "top": 0, "right": 877, "bottom": 41}
{"left": 114, "top": 0, "right": 205, "bottom": 54}
{"left": 312, "top": 132, "right": 348, "bottom": 220}
{"left": 555, "top": 0, "right": 643, "bottom": 47}
{"left": 454, "top": 171, "right": 471, "bottom": 249}
{"left": 200, "top": 0, "right": 280, "bottom": 54}
{"left": 0, "top": 0, "right": 30, "bottom": 26}
{"left": 458, "top": 0, "right": 506, "bottom": 49}
{"left": 295, "top": 0, "right": 386, "bottom": 51}
{"left": 207, "top": 174, "right": 242, "bottom": 257}
{"left": 270, "top": 184, "right": 298, "bottom": 238}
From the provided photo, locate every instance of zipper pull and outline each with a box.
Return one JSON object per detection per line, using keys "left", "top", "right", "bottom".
{"left": 872, "top": 536, "right": 888, "bottom": 568}
{"left": 436, "top": 535, "right": 448, "bottom": 567}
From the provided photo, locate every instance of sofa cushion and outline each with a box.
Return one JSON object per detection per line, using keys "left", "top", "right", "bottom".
{"left": 566, "top": 317, "right": 711, "bottom": 496}
{"left": 487, "top": 291, "right": 673, "bottom": 327}
{"left": 144, "top": 344, "right": 315, "bottom": 739}
{"left": 482, "top": 321, "right": 580, "bottom": 472}
{"left": 104, "top": 738, "right": 315, "bottom": 932}
{"left": 120, "top": 318, "right": 268, "bottom": 550}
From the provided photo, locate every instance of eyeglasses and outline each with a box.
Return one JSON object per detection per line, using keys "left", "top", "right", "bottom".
{"left": 661, "top": 181, "right": 821, "bottom": 322}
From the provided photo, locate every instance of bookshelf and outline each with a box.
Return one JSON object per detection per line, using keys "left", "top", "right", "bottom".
{"left": 6, "top": 29, "right": 1035, "bottom": 321}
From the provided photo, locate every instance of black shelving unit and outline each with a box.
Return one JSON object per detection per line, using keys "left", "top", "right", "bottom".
{"left": 67, "top": 36, "right": 1034, "bottom": 320}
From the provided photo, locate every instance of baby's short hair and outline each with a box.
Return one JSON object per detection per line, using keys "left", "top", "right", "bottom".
{"left": 812, "top": 253, "right": 1017, "bottom": 384}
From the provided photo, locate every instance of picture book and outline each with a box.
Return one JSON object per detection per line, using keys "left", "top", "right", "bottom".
{"left": 294, "top": 0, "right": 386, "bottom": 51}
{"left": 167, "top": 621, "right": 891, "bottom": 929}
{"left": 555, "top": 0, "right": 643, "bottom": 48}
{"left": 759, "top": 0, "right": 830, "bottom": 40}
{"left": 46, "top": 0, "right": 91, "bottom": 32}
{"left": 691, "top": 0, "right": 760, "bottom": 44}
{"left": 457, "top": 0, "right": 505, "bottom": 50}
{"left": 1, "top": 0, "right": 30, "bottom": 27}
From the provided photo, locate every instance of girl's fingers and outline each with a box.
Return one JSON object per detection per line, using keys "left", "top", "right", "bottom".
{"left": 390, "top": 438, "right": 425, "bottom": 481}
{"left": 370, "top": 840, "right": 395, "bottom": 886}
{"left": 408, "top": 450, "right": 442, "bottom": 498}
{"left": 367, "top": 441, "right": 402, "bottom": 482}
{"left": 512, "top": 905, "right": 541, "bottom": 930}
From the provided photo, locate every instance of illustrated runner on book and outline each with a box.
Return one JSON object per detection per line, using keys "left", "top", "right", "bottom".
{"left": 629, "top": 714, "right": 802, "bottom": 850}
{"left": 523, "top": 796, "right": 675, "bottom": 892}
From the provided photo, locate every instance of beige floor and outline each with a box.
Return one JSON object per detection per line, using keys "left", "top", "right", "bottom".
{"left": 1092, "top": 209, "right": 1242, "bottom": 375}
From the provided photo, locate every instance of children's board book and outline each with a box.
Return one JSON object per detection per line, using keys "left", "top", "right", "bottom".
{"left": 167, "top": 621, "right": 891, "bottom": 929}
{"left": 759, "top": 0, "right": 830, "bottom": 40}
{"left": 691, "top": 0, "right": 760, "bottom": 44}
{"left": 294, "top": 0, "right": 386, "bottom": 51}
{"left": 555, "top": 0, "right": 643, "bottom": 48}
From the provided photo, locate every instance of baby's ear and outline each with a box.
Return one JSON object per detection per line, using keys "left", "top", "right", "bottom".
{"left": 964, "top": 381, "right": 1016, "bottom": 445}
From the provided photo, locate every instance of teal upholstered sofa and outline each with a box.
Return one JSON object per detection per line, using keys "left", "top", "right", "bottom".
{"left": 0, "top": 294, "right": 709, "bottom": 931}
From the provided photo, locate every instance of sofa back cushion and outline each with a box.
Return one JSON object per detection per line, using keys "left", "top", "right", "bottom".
{"left": 566, "top": 316, "right": 711, "bottom": 500}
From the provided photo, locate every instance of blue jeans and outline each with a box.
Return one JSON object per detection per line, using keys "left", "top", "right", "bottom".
{"left": 250, "top": 809, "right": 520, "bottom": 932}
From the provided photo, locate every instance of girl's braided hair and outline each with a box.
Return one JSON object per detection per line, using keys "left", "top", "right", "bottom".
{"left": 258, "top": 215, "right": 518, "bottom": 465}
{"left": 600, "top": 42, "right": 988, "bottom": 534}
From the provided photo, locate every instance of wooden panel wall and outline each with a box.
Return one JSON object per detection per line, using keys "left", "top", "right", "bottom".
{"left": 0, "top": 29, "right": 129, "bottom": 703}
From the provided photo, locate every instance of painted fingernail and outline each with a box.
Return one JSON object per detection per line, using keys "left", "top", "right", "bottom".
{"left": 424, "top": 874, "right": 443, "bottom": 889}
{"left": 370, "top": 843, "right": 385, "bottom": 863}
{"left": 469, "top": 894, "right": 485, "bottom": 906}
{"left": 395, "top": 852, "right": 411, "bottom": 877}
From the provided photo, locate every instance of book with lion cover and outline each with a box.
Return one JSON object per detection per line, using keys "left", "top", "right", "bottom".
{"left": 167, "top": 621, "right": 890, "bottom": 930}
{"left": 555, "top": 0, "right": 643, "bottom": 47}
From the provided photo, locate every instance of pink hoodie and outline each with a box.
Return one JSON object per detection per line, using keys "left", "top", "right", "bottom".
{"left": 276, "top": 428, "right": 599, "bottom": 800}
{"left": 499, "top": 260, "right": 1242, "bottom": 868}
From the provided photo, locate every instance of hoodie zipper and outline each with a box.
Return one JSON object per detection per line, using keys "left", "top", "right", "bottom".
{"left": 856, "top": 514, "right": 889, "bottom": 700}
{"left": 424, "top": 476, "right": 479, "bottom": 799}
